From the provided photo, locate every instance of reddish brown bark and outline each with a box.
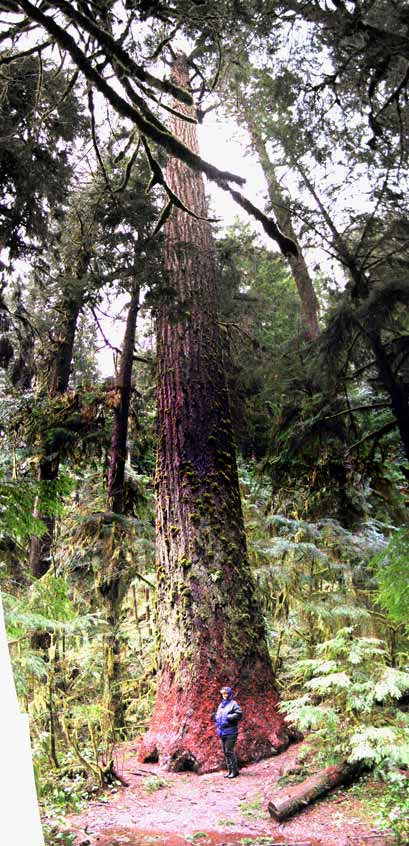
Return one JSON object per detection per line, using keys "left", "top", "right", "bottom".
{"left": 138, "top": 53, "right": 288, "bottom": 773}
{"left": 268, "top": 759, "right": 364, "bottom": 821}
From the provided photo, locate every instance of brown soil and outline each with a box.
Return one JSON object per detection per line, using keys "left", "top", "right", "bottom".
{"left": 63, "top": 741, "right": 395, "bottom": 846}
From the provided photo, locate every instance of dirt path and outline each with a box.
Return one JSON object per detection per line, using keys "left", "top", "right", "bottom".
{"left": 63, "top": 742, "right": 394, "bottom": 846}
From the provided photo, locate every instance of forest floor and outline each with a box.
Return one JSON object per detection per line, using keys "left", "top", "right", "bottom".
{"left": 62, "top": 740, "right": 396, "bottom": 846}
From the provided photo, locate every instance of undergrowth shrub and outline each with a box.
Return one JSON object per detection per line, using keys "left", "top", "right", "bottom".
{"left": 376, "top": 770, "right": 409, "bottom": 845}
{"left": 280, "top": 627, "right": 409, "bottom": 769}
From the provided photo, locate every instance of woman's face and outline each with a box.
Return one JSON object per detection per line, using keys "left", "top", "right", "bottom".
{"left": 221, "top": 689, "right": 230, "bottom": 699}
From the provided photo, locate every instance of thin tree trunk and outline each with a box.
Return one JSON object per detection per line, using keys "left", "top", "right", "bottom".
{"left": 102, "top": 282, "right": 141, "bottom": 731}
{"left": 366, "top": 327, "right": 409, "bottom": 462}
{"left": 29, "top": 286, "right": 85, "bottom": 580}
{"left": 106, "top": 282, "right": 140, "bottom": 514}
{"left": 245, "top": 120, "right": 320, "bottom": 340}
{"left": 138, "top": 52, "right": 288, "bottom": 774}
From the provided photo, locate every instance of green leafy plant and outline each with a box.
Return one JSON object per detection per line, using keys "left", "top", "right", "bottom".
{"left": 372, "top": 529, "right": 409, "bottom": 624}
{"left": 376, "top": 770, "right": 409, "bottom": 846}
{"left": 239, "top": 795, "right": 263, "bottom": 818}
{"left": 143, "top": 775, "right": 169, "bottom": 793}
{"left": 43, "top": 823, "right": 76, "bottom": 846}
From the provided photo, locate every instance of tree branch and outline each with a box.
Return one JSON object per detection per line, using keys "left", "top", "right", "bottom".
{"left": 46, "top": 0, "right": 194, "bottom": 105}
{"left": 346, "top": 420, "right": 397, "bottom": 454}
{"left": 16, "top": 0, "right": 246, "bottom": 187}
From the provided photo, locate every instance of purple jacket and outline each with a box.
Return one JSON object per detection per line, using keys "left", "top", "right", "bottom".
{"left": 215, "top": 690, "right": 243, "bottom": 738}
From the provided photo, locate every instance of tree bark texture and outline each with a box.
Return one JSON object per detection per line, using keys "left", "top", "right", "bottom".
{"left": 246, "top": 121, "right": 320, "bottom": 340}
{"left": 138, "top": 53, "right": 288, "bottom": 773}
{"left": 268, "top": 759, "right": 364, "bottom": 821}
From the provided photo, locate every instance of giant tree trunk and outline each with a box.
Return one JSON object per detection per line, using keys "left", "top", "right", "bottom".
{"left": 138, "top": 53, "right": 288, "bottom": 773}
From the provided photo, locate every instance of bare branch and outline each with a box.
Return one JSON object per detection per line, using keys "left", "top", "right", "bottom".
{"left": 0, "top": 38, "right": 52, "bottom": 62}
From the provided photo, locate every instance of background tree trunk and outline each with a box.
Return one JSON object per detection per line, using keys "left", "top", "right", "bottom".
{"left": 246, "top": 120, "right": 320, "bottom": 340}
{"left": 138, "top": 52, "right": 288, "bottom": 773}
{"left": 106, "top": 282, "right": 140, "bottom": 515}
{"left": 102, "top": 281, "right": 141, "bottom": 731}
{"left": 29, "top": 280, "right": 86, "bottom": 581}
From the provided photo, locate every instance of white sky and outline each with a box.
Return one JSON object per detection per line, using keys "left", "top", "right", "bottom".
{"left": 199, "top": 118, "right": 268, "bottom": 225}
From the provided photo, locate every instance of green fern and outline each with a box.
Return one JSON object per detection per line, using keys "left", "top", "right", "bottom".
{"left": 372, "top": 529, "right": 409, "bottom": 623}
{"left": 280, "top": 627, "right": 409, "bottom": 768}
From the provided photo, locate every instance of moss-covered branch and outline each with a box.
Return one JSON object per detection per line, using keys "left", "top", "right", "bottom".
{"left": 16, "top": 0, "right": 246, "bottom": 187}
{"left": 220, "top": 183, "right": 299, "bottom": 257}
{"left": 47, "top": 0, "right": 194, "bottom": 105}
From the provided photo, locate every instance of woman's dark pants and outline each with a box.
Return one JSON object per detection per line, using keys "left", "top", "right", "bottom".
{"left": 221, "top": 735, "right": 238, "bottom": 775}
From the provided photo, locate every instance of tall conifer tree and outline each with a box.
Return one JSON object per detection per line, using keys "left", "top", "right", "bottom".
{"left": 139, "top": 53, "right": 287, "bottom": 773}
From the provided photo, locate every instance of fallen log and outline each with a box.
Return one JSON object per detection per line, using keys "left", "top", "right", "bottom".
{"left": 268, "top": 759, "right": 364, "bottom": 821}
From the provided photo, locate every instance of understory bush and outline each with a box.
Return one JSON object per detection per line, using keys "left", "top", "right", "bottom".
{"left": 280, "top": 627, "right": 409, "bottom": 768}
{"left": 376, "top": 770, "right": 409, "bottom": 845}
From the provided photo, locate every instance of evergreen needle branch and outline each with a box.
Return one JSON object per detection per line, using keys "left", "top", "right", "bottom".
{"left": 148, "top": 199, "right": 173, "bottom": 240}
{"left": 90, "top": 307, "right": 121, "bottom": 355}
{"left": 142, "top": 22, "right": 183, "bottom": 62}
{"left": 369, "top": 608, "right": 407, "bottom": 630}
{"left": 135, "top": 77, "right": 197, "bottom": 125}
{"left": 142, "top": 137, "right": 219, "bottom": 225}
{"left": 343, "top": 358, "right": 378, "bottom": 380}
{"left": 119, "top": 73, "right": 176, "bottom": 135}
{"left": 113, "top": 137, "right": 141, "bottom": 194}
{"left": 133, "top": 354, "right": 154, "bottom": 365}
{"left": 0, "top": 4, "right": 36, "bottom": 41}
{"left": 35, "top": 68, "right": 80, "bottom": 134}
{"left": 220, "top": 183, "right": 299, "bottom": 257}
{"left": 15, "top": 0, "right": 246, "bottom": 187}
{"left": 88, "top": 86, "right": 113, "bottom": 196}
{"left": 218, "top": 320, "right": 261, "bottom": 348}
{"left": 133, "top": 571, "right": 156, "bottom": 589}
